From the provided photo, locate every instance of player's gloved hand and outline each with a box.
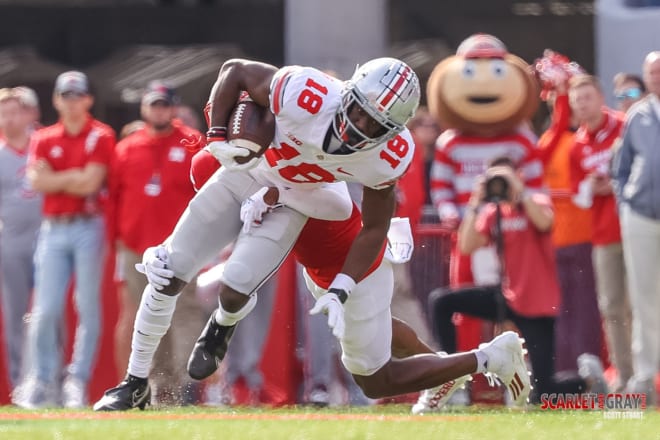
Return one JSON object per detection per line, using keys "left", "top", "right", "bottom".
{"left": 240, "top": 187, "right": 283, "bottom": 233}
{"left": 135, "top": 245, "right": 174, "bottom": 291}
{"left": 205, "top": 140, "right": 254, "bottom": 170}
{"left": 309, "top": 289, "right": 346, "bottom": 340}
{"left": 309, "top": 273, "right": 355, "bottom": 340}
{"left": 204, "top": 126, "right": 255, "bottom": 171}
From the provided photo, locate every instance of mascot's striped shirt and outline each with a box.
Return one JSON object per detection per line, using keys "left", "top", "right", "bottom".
{"left": 429, "top": 126, "right": 544, "bottom": 220}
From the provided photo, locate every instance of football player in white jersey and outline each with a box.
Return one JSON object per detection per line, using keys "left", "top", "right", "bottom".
{"left": 94, "top": 57, "right": 529, "bottom": 411}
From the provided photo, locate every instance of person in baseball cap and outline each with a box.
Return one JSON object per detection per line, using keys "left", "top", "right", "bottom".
{"left": 140, "top": 80, "right": 180, "bottom": 132}
{"left": 142, "top": 80, "right": 178, "bottom": 106}
{"left": 54, "top": 71, "right": 90, "bottom": 97}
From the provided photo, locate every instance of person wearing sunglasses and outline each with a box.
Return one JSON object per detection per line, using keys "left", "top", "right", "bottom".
{"left": 613, "top": 72, "right": 646, "bottom": 113}
{"left": 612, "top": 51, "right": 660, "bottom": 406}
{"left": 18, "top": 71, "right": 116, "bottom": 409}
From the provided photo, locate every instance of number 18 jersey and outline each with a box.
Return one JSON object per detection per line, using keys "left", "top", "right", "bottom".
{"left": 250, "top": 66, "right": 415, "bottom": 190}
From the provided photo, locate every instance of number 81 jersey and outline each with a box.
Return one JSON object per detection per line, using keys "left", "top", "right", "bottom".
{"left": 254, "top": 65, "right": 415, "bottom": 190}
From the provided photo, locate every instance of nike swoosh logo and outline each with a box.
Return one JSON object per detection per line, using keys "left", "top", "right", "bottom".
{"left": 132, "top": 387, "right": 148, "bottom": 407}
{"left": 336, "top": 167, "right": 353, "bottom": 176}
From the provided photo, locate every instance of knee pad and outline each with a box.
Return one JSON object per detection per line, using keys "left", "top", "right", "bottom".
{"left": 159, "top": 277, "right": 188, "bottom": 296}
{"left": 221, "top": 261, "right": 258, "bottom": 294}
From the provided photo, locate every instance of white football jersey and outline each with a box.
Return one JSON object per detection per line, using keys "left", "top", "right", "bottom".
{"left": 249, "top": 66, "right": 415, "bottom": 191}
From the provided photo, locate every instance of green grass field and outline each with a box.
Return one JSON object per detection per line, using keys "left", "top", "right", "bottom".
{"left": 0, "top": 405, "right": 657, "bottom": 440}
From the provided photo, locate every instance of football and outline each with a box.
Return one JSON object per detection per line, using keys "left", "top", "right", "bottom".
{"left": 227, "top": 98, "right": 275, "bottom": 164}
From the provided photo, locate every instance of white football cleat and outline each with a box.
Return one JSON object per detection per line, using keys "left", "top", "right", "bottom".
{"left": 479, "top": 331, "right": 531, "bottom": 406}
{"left": 412, "top": 352, "right": 472, "bottom": 414}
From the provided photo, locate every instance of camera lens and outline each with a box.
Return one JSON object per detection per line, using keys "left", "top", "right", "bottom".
{"left": 485, "top": 175, "right": 509, "bottom": 202}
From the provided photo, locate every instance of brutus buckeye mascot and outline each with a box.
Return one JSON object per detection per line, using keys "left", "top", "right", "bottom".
{"left": 426, "top": 33, "right": 543, "bottom": 402}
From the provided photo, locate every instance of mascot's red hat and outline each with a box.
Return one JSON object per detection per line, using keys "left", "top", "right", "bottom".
{"left": 457, "top": 34, "right": 508, "bottom": 59}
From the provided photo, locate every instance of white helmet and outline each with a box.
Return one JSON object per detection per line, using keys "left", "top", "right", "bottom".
{"left": 333, "top": 57, "right": 420, "bottom": 151}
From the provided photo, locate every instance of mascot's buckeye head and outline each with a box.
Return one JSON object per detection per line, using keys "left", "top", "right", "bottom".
{"left": 427, "top": 33, "right": 538, "bottom": 137}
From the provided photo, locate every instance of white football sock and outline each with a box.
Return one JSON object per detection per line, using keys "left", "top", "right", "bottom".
{"left": 127, "top": 285, "right": 179, "bottom": 379}
{"left": 214, "top": 294, "right": 257, "bottom": 326}
{"left": 473, "top": 349, "right": 488, "bottom": 374}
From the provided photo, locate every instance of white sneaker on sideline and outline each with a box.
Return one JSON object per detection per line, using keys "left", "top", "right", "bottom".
{"left": 577, "top": 353, "right": 608, "bottom": 395}
{"left": 62, "top": 376, "right": 87, "bottom": 409}
{"left": 10, "top": 381, "right": 30, "bottom": 408}
{"left": 13, "top": 377, "right": 58, "bottom": 409}
{"left": 479, "top": 331, "right": 531, "bottom": 406}
{"left": 626, "top": 377, "right": 657, "bottom": 407}
{"left": 411, "top": 352, "right": 473, "bottom": 414}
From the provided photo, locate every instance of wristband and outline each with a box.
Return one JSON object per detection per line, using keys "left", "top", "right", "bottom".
{"left": 328, "top": 273, "right": 356, "bottom": 304}
{"left": 328, "top": 288, "right": 349, "bottom": 304}
{"left": 206, "top": 126, "right": 227, "bottom": 140}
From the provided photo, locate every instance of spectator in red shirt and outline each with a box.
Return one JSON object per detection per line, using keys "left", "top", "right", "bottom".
{"left": 537, "top": 85, "right": 602, "bottom": 382}
{"left": 109, "top": 81, "right": 205, "bottom": 405}
{"left": 568, "top": 74, "right": 632, "bottom": 392}
{"left": 430, "top": 157, "right": 607, "bottom": 403}
{"left": 18, "top": 71, "right": 115, "bottom": 409}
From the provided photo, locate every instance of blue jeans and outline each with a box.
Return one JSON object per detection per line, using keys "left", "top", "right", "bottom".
{"left": 27, "top": 216, "right": 105, "bottom": 384}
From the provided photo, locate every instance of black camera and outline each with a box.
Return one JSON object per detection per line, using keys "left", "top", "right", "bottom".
{"left": 484, "top": 175, "right": 510, "bottom": 203}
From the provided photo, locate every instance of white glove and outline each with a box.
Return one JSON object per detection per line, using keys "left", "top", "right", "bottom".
{"left": 573, "top": 179, "right": 593, "bottom": 209}
{"left": 309, "top": 290, "right": 346, "bottom": 340}
{"left": 240, "top": 187, "right": 283, "bottom": 233}
{"left": 384, "top": 217, "right": 414, "bottom": 264}
{"left": 205, "top": 141, "right": 256, "bottom": 170}
{"left": 135, "top": 245, "right": 174, "bottom": 291}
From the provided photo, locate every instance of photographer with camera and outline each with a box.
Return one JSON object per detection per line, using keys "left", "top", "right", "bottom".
{"left": 429, "top": 157, "right": 606, "bottom": 403}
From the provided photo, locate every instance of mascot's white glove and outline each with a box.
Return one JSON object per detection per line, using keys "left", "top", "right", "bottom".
{"left": 205, "top": 141, "right": 255, "bottom": 171}
{"left": 384, "top": 217, "right": 414, "bottom": 264}
{"left": 135, "top": 245, "right": 174, "bottom": 291}
{"left": 240, "top": 187, "right": 283, "bottom": 233}
{"left": 309, "top": 274, "right": 355, "bottom": 340}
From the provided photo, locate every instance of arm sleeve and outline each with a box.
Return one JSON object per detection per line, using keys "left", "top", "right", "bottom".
{"left": 88, "top": 129, "right": 116, "bottom": 167}
{"left": 429, "top": 140, "right": 459, "bottom": 219}
{"left": 269, "top": 66, "right": 298, "bottom": 116}
{"left": 611, "top": 120, "right": 634, "bottom": 203}
{"left": 519, "top": 137, "right": 544, "bottom": 189}
{"left": 27, "top": 130, "right": 46, "bottom": 166}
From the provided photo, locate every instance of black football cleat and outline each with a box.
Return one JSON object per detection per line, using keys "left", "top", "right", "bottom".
{"left": 93, "top": 374, "right": 151, "bottom": 411}
{"left": 187, "top": 312, "right": 237, "bottom": 380}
